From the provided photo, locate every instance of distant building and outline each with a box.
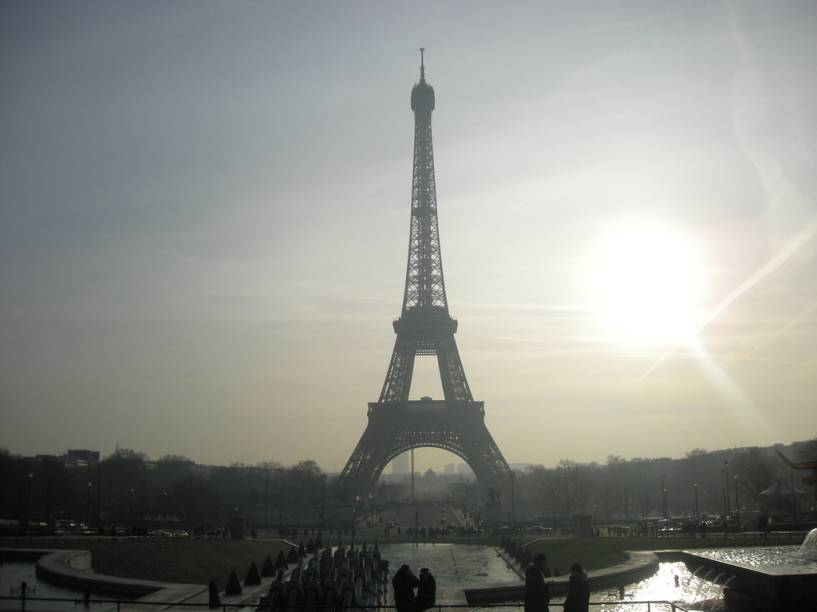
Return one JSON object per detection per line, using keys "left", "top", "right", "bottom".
{"left": 456, "top": 463, "right": 474, "bottom": 476}
{"left": 64, "top": 449, "right": 100, "bottom": 468}
{"left": 392, "top": 452, "right": 410, "bottom": 475}
{"left": 444, "top": 463, "right": 456, "bottom": 474}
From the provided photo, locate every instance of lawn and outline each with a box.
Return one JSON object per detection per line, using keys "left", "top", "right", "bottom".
{"left": 11, "top": 538, "right": 293, "bottom": 586}
{"left": 523, "top": 535, "right": 800, "bottom": 576}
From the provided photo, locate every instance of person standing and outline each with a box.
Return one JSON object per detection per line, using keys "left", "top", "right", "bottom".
{"left": 416, "top": 567, "right": 436, "bottom": 611}
{"left": 524, "top": 553, "right": 550, "bottom": 612}
{"left": 564, "top": 563, "right": 590, "bottom": 612}
{"left": 392, "top": 564, "right": 420, "bottom": 612}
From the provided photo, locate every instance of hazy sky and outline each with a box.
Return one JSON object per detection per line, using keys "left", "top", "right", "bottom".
{"left": 2, "top": 1, "right": 816, "bottom": 472}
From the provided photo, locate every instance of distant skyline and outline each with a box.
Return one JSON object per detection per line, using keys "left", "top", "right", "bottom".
{"left": 2, "top": 1, "right": 816, "bottom": 472}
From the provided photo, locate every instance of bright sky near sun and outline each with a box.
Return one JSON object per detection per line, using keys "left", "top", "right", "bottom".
{"left": 2, "top": 1, "right": 816, "bottom": 471}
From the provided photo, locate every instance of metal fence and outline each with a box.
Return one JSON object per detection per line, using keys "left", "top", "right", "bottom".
{"left": 0, "top": 595, "right": 692, "bottom": 612}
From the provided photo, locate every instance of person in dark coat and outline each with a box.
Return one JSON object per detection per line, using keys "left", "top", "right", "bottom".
{"left": 564, "top": 563, "right": 590, "bottom": 612}
{"left": 524, "top": 553, "right": 550, "bottom": 612}
{"left": 416, "top": 567, "right": 436, "bottom": 611}
{"left": 392, "top": 564, "right": 420, "bottom": 612}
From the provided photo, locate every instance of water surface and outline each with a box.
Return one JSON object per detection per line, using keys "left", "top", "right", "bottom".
{"left": 379, "top": 543, "right": 521, "bottom": 603}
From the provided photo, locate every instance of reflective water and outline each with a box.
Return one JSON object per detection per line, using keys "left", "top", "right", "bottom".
{"left": 548, "top": 562, "right": 726, "bottom": 611}
{"left": 378, "top": 544, "right": 725, "bottom": 609}
{"left": 692, "top": 545, "right": 817, "bottom": 575}
{"left": 379, "top": 542, "right": 522, "bottom": 602}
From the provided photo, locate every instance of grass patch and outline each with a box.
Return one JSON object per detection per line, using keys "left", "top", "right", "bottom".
{"left": 523, "top": 535, "right": 799, "bottom": 575}
{"left": 11, "top": 538, "right": 292, "bottom": 586}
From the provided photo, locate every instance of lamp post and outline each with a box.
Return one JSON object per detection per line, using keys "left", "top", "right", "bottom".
{"left": 720, "top": 467, "right": 726, "bottom": 524}
{"left": 733, "top": 476, "right": 741, "bottom": 530}
{"left": 693, "top": 483, "right": 699, "bottom": 527}
{"left": 355, "top": 494, "right": 360, "bottom": 532}
{"left": 661, "top": 475, "right": 668, "bottom": 520}
{"left": 410, "top": 449, "right": 415, "bottom": 503}
{"left": 510, "top": 472, "right": 516, "bottom": 527}
{"left": 96, "top": 461, "right": 102, "bottom": 531}
{"left": 724, "top": 460, "right": 731, "bottom": 525}
{"left": 129, "top": 487, "right": 135, "bottom": 530}
{"left": 264, "top": 469, "right": 269, "bottom": 528}
{"left": 86, "top": 481, "right": 93, "bottom": 527}
{"left": 25, "top": 472, "right": 34, "bottom": 534}
{"left": 321, "top": 474, "right": 327, "bottom": 529}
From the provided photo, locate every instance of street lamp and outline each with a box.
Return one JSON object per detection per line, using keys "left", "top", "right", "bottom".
{"left": 26, "top": 472, "right": 34, "bottom": 534}
{"left": 96, "top": 461, "right": 102, "bottom": 531}
{"left": 733, "top": 476, "right": 741, "bottom": 530}
{"left": 510, "top": 472, "right": 516, "bottom": 527}
{"left": 720, "top": 466, "right": 726, "bottom": 523}
{"left": 87, "top": 481, "right": 93, "bottom": 526}
{"left": 660, "top": 475, "right": 668, "bottom": 520}
{"left": 264, "top": 469, "right": 270, "bottom": 529}
{"left": 321, "top": 474, "right": 327, "bottom": 529}
{"left": 693, "top": 483, "right": 699, "bottom": 527}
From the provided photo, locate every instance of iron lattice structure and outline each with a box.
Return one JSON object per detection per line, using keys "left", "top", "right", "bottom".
{"left": 337, "top": 53, "right": 510, "bottom": 499}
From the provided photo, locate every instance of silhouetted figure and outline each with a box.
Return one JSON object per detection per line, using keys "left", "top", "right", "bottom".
{"left": 392, "top": 564, "right": 419, "bottom": 612}
{"left": 564, "top": 563, "right": 589, "bottom": 612}
{"left": 416, "top": 567, "right": 436, "bottom": 611}
{"left": 208, "top": 580, "right": 221, "bottom": 608}
{"left": 524, "top": 554, "right": 550, "bottom": 612}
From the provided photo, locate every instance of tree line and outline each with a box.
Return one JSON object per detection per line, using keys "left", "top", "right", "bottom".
{"left": 1, "top": 437, "right": 814, "bottom": 529}
{"left": 0, "top": 448, "right": 327, "bottom": 529}
{"left": 499, "top": 438, "right": 816, "bottom": 522}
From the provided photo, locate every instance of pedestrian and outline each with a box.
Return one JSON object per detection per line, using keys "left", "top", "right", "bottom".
{"left": 564, "top": 563, "right": 590, "bottom": 612}
{"left": 416, "top": 567, "right": 436, "bottom": 611}
{"left": 392, "top": 564, "right": 420, "bottom": 612}
{"left": 524, "top": 553, "right": 550, "bottom": 612}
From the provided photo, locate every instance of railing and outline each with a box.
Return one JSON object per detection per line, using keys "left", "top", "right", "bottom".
{"left": 0, "top": 595, "right": 692, "bottom": 612}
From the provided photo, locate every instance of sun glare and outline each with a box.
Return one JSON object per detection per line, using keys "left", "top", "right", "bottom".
{"left": 592, "top": 222, "right": 702, "bottom": 346}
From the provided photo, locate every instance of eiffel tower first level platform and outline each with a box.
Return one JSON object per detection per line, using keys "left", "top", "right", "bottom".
{"left": 337, "top": 51, "right": 510, "bottom": 499}
{"left": 340, "top": 400, "right": 509, "bottom": 496}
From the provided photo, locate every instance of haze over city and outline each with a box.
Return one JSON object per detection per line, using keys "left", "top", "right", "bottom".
{"left": 2, "top": 1, "right": 816, "bottom": 472}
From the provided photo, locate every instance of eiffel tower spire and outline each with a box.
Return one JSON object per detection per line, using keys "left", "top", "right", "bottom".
{"left": 337, "top": 53, "right": 510, "bottom": 500}
{"left": 378, "top": 51, "right": 473, "bottom": 405}
{"left": 402, "top": 48, "right": 446, "bottom": 312}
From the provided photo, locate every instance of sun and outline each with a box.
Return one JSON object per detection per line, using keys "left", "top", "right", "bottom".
{"left": 591, "top": 222, "right": 703, "bottom": 346}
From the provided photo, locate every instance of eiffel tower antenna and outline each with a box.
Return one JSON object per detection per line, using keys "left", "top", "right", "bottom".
{"left": 337, "top": 55, "right": 510, "bottom": 502}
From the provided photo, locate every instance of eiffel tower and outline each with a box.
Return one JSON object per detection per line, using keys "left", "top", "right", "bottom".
{"left": 337, "top": 51, "right": 510, "bottom": 499}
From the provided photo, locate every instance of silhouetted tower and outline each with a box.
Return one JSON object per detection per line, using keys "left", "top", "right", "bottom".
{"left": 338, "top": 51, "right": 510, "bottom": 499}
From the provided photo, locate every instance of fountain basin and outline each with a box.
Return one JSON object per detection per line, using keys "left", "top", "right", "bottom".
{"left": 682, "top": 547, "right": 817, "bottom": 609}
{"left": 464, "top": 550, "right": 659, "bottom": 604}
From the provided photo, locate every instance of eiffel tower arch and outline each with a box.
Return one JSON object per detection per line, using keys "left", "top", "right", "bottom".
{"left": 337, "top": 51, "right": 510, "bottom": 500}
